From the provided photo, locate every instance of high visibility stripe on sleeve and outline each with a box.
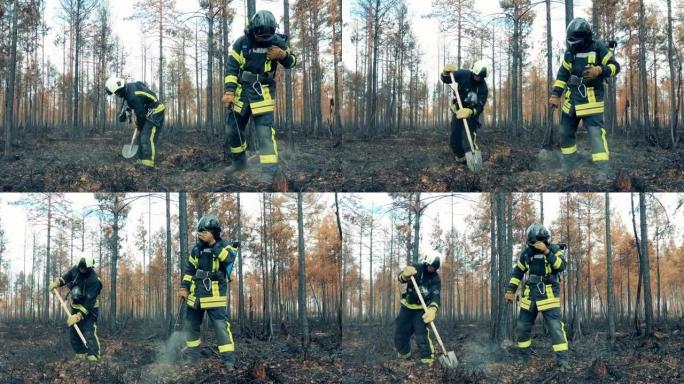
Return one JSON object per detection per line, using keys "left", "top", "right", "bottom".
{"left": 189, "top": 255, "right": 198, "bottom": 267}
{"left": 552, "top": 255, "right": 562, "bottom": 269}
{"left": 182, "top": 274, "right": 192, "bottom": 282}
{"left": 553, "top": 80, "right": 566, "bottom": 89}
{"left": 517, "top": 260, "right": 527, "bottom": 271}
{"left": 510, "top": 277, "right": 521, "bottom": 286}
{"left": 134, "top": 91, "right": 157, "bottom": 103}
{"left": 230, "top": 49, "right": 245, "bottom": 66}
{"left": 561, "top": 60, "right": 572, "bottom": 71}
{"left": 218, "top": 247, "right": 229, "bottom": 262}
{"left": 608, "top": 63, "right": 616, "bottom": 77}
{"left": 225, "top": 75, "right": 238, "bottom": 85}
{"left": 601, "top": 51, "right": 613, "bottom": 65}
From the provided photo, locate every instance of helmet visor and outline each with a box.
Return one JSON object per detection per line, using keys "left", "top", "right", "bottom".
{"left": 254, "top": 25, "right": 276, "bottom": 42}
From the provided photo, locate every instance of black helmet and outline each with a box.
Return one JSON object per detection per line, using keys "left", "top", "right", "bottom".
{"left": 526, "top": 223, "right": 550, "bottom": 244}
{"left": 198, "top": 214, "right": 222, "bottom": 240}
{"left": 248, "top": 10, "right": 278, "bottom": 43}
{"left": 566, "top": 17, "right": 593, "bottom": 51}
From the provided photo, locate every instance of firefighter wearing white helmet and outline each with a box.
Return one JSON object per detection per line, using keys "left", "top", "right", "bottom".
{"left": 394, "top": 251, "right": 442, "bottom": 365}
{"left": 48, "top": 254, "right": 103, "bottom": 361}
{"left": 440, "top": 59, "right": 489, "bottom": 164}
{"left": 105, "top": 76, "right": 166, "bottom": 168}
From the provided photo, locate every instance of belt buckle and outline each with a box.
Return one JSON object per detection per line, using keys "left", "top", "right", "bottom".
{"left": 253, "top": 77, "right": 264, "bottom": 97}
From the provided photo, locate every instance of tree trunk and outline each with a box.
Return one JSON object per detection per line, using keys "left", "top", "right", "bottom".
{"left": 165, "top": 192, "right": 172, "bottom": 331}
{"left": 639, "top": 193, "right": 654, "bottom": 335}
{"left": 297, "top": 193, "right": 309, "bottom": 356}
{"left": 605, "top": 193, "right": 616, "bottom": 344}
{"left": 4, "top": 0, "right": 18, "bottom": 157}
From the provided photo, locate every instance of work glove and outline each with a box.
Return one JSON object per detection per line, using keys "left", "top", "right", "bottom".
{"left": 456, "top": 107, "right": 474, "bottom": 120}
{"left": 48, "top": 279, "right": 61, "bottom": 291}
{"left": 442, "top": 63, "right": 457, "bottom": 74}
{"left": 400, "top": 265, "right": 417, "bottom": 280}
{"left": 267, "top": 46, "right": 287, "bottom": 60}
{"left": 532, "top": 241, "right": 549, "bottom": 254}
{"left": 504, "top": 291, "right": 515, "bottom": 303}
{"left": 222, "top": 92, "right": 235, "bottom": 107}
{"left": 67, "top": 312, "right": 83, "bottom": 326}
{"left": 178, "top": 287, "right": 189, "bottom": 299}
{"left": 583, "top": 65, "right": 603, "bottom": 81}
{"left": 422, "top": 306, "right": 437, "bottom": 324}
{"left": 549, "top": 94, "right": 560, "bottom": 109}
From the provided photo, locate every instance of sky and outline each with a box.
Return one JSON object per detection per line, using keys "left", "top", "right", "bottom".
{"left": 42, "top": 0, "right": 286, "bottom": 83}
{"left": 2, "top": 193, "right": 682, "bottom": 283}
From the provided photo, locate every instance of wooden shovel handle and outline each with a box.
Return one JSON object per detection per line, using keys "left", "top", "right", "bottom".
{"left": 52, "top": 289, "right": 88, "bottom": 348}
{"left": 409, "top": 276, "right": 449, "bottom": 356}
{"left": 448, "top": 72, "right": 477, "bottom": 152}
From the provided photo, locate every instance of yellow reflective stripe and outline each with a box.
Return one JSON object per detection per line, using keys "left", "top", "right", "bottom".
{"left": 520, "top": 297, "right": 532, "bottom": 311}
{"left": 553, "top": 256, "right": 562, "bottom": 269}
{"left": 576, "top": 107, "right": 605, "bottom": 116}
{"left": 212, "top": 257, "right": 219, "bottom": 272}
{"left": 199, "top": 296, "right": 227, "bottom": 303}
{"left": 587, "top": 53, "right": 596, "bottom": 64}
{"left": 134, "top": 91, "right": 157, "bottom": 103}
{"left": 93, "top": 323, "right": 101, "bottom": 356}
{"left": 553, "top": 80, "right": 566, "bottom": 89}
{"left": 510, "top": 277, "right": 521, "bottom": 286}
{"left": 518, "top": 339, "right": 532, "bottom": 348}
{"left": 553, "top": 342, "right": 569, "bottom": 352}
{"left": 219, "top": 322, "right": 235, "bottom": 352}
{"left": 218, "top": 247, "right": 229, "bottom": 262}
{"left": 212, "top": 281, "right": 220, "bottom": 297}
{"left": 200, "top": 301, "right": 227, "bottom": 309}
{"left": 400, "top": 298, "right": 423, "bottom": 310}
{"left": 427, "top": 328, "right": 435, "bottom": 360}
{"left": 587, "top": 87, "right": 596, "bottom": 103}
{"left": 260, "top": 154, "right": 278, "bottom": 164}
{"left": 546, "top": 285, "right": 554, "bottom": 299}
{"left": 187, "top": 338, "right": 201, "bottom": 348}
{"left": 593, "top": 152, "right": 609, "bottom": 161}
{"left": 230, "top": 49, "right": 245, "bottom": 66}
{"left": 264, "top": 58, "right": 272, "bottom": 73}
{"left": 516, "top": 260, "right": 527, "bottom": 271}
{"left": 182, "top": 274, "right": 192, "bottom": 282}
{"left": 575, "top": 101, "right": 604, "bottom": 110}
{"left": 138, "top": 159, "right": 154, "bottom": 167}
{"left": 149, "top": 126, "right": 156, "bottom": 164}
{"left": 600, "top": 127, "right": 609, "bottom": 157}
{"left": 71, "top": 303, "right": 88, "bottom": 315}
{"left": 152, "top": 103, "right": 165, "bottom": 114}
{"left": 186, "top": 295, "right": 196, "bottom": 307}
{"left": 429, "top": 302, "right": 439, "bottom": 310}
{"left": 608, "top": 63, "right": 616, "bottom": 77}
{"left": 601, "top": 51, "right": 613, "bottom": 65}
{"left": 225, "top": 75, "right": 238, "bottom": 85}
{"left": 230, "top": 143, "right": 247, "bottom": 154}
{"left": 537, "top": 297, "right": 561, "bottom": 311}
{"left": 189, "top": 255, "right": 199, "bottom": 267}
{"left": 561, "top": 60, "right": 571, "bottom": 71}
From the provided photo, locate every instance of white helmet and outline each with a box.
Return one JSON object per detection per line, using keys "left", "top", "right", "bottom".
{"left": 471, "top": 60, "right": 488, "bottom": 78}
{"left": 77, "top": 255, "right": 95, "bottom": 269}
{"left": 105, "top": 77, "right": 125, "bottom": 95}
{"left": 421, "top": 251, "right": 441, "bottom": 270}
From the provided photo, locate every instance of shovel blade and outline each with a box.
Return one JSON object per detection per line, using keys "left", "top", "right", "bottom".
{"left": 438, "top": 351, "right": 458, "bottom": 369}
{"left": 122, "top": 144, "right": 138, "bottom": 159}
{"left": 465, "top": 150, "right": 483, "bottom": 173}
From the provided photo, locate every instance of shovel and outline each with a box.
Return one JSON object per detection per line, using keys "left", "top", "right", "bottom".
{"left": 448, "top": 72, "right": 483, "bottom": 173}
{"left": 52, "top": 288, "right": 88, "bottom": 348}
{"left": 410, "top": 275, "right": 458, "bottom": 369}
{"left": 121, "top": 129, "right": 139, "bottom": 159}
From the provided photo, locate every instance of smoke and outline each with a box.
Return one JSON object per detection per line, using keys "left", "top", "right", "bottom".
{"left": 156, "top": 330, "right": 187, "bottom": 365}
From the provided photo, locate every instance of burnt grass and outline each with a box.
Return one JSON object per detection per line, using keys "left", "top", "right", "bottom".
{"left": 1, "top": 320, "right": 682, "bottom": 383}
{"left": 0, "top": 127, "right": 681, "bottom": 192}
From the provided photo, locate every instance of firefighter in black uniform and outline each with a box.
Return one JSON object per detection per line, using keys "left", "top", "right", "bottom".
{"left": 440, "top": 60, "right": 489, "bottom": 163}
{"left": 505, "top": 224, "right": 570, "bottom": 371}
{"left": 49, "top": 256, "right": 103, "bottom": 361}
{"left": 394, "top": 253, "right": 441, "bottom": 365}
{"left": 222, "top": 10, "right": 297, "bottom": 184}
{"left": 105, "top": 77, "right": 166, "bottom": 168}
{"left": 179, "top": 214, "right": 239, "bottom": 370}
{"left": 549, "top": 17, "right": 620, "bottom": 176}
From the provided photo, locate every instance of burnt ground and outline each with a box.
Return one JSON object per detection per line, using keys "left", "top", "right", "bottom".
{"left": 1, "top": 321, "right": 682, "bottom": 383}
{"left": 0, "top": 128, "right": 682, "bottom": 192}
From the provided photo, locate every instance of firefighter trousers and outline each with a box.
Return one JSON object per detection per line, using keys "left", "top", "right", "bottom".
{"left": 394, "top": 306, "right": 435, "bottom": 363}
{"left": 184, "top": 306, "right": 235, "bottom": 363}
{"left": 137, "top": 107, "right": 165, "bottom": 167}
{"left": 69, "top": 308, "right": 101, "bottom": 360}
{"left": 450, "top": 112, "right": 481, "bottom": 158}
{"left": 226, "top": 88, "right": 279, "bottom": 176}
{"left": 515, "top": 302, "right": 568, "bottom": 362}
{"left": 560, "top": 107, "right": 609, "bottom": 163}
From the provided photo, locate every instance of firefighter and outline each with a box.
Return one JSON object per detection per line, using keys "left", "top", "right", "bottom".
{"left": 549, "top": 17, "right": 620, "bottom": 176}
{"left": 504, "top": 224, "right": 569, "bottom": 371}
{"left": 48, "top": 256, "right": 103, "bottom": 361}
{"left": 105, "top": 77, "right": 166, "bottom": 168}
{"left": 394, "top": 253, "right": 441, "bottom": 365}
{"left": 440, "top": 60, "right": 489, "bottom": 163}
{"left": 222, "top": 10, "right": 296, "bottom": 184}
{"left": 179, "top": 214, "right": 239, "bottom": 370}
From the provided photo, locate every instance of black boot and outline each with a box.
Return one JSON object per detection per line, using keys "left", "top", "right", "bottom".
{"left": 594, "top": 161, "right": 611, "bottom": 178}
{"left": 223, "top": 353, "right": 236, "bottom": 371}
{"left": 561, "top": 153, "right": 580, "bottom": 174}
{"left": 225, "top": 153, "right": 247, "bottom": 175}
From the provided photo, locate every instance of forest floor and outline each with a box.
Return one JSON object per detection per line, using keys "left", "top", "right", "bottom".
{"left": 1, "top": 320, "right": 682, "bottom": 383}
{"left": 0, "top": 128, "right": 682, "bottom": 192}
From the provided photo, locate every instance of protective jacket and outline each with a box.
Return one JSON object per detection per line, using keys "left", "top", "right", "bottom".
{"left": 181, "top": 239, "right": 237, "bottom": 310}
{"left": 59, "top": 266, "right": 102, "bottom": 316}
{"left": 398, "top": 263, "right": 441, "bottom": 311}
{"left": 507, "top": 244, "right": 566, "bottom": 312}
{"left": 440, "top": 69, "right": 488, "bottom": 118}
{"left": 121, "top": 81, "right": 165, "bottom": 130}
{"left": 552, "top": 40, "right": 620, "bottom": 117}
